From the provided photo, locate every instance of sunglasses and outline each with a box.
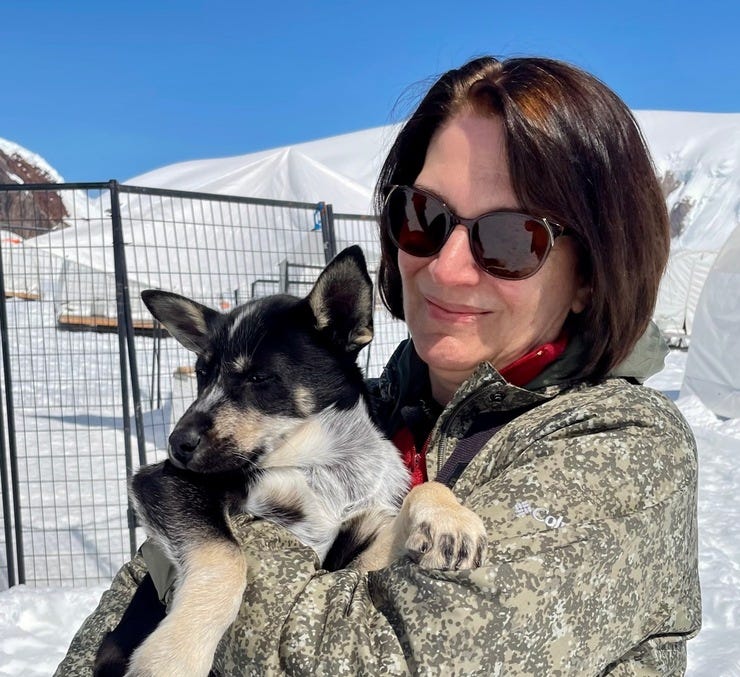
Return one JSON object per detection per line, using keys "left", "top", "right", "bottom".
{"left": 382, "top": 184, "right": 569, "bottom": 280}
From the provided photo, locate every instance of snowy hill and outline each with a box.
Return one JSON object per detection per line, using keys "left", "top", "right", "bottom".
{"left": 0, "top": 138, "right": 68, "bottom": 238}
{"left": 0, "top": 137, "right": 64, "bottom": 184}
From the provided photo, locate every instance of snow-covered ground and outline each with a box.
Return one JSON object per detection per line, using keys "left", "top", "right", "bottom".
{"left": 0, "top": 348, "right": 738, "bottom": 675}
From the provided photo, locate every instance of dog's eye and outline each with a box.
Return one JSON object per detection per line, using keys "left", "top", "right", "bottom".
{"left": 248, "top": 372, "right": 272, "bottom": 384}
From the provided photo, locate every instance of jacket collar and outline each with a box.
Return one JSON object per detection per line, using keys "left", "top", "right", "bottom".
{"left": 374, "top": 320, "right": 668, "bottom": 421}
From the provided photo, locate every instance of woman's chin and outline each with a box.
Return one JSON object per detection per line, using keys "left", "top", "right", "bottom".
{"left": 413, "top": 337, "right": 485, "bottom": 378}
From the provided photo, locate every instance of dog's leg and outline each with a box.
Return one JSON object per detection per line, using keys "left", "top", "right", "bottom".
{"left": 125, "top": 538, "right": 246, "bottom": 677}
{"left": 313, "top": 507, "right": 394, "bottom": 571}
{"left": 125, "top": 463, "right": 247, "bottom": 677}
{"left": 357, "top": 482, "right": 487, "bottom": 571}
{"left": 244, "top": 466, "right": 338, "bottom": 562}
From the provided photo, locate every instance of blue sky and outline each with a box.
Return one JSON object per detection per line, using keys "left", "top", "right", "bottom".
{"left": 2, "top": 0, "right": 738, "bottom": 182}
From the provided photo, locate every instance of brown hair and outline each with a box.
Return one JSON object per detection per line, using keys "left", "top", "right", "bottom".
{"left": 375, "top": 56, "right": 670, "bottom": 381}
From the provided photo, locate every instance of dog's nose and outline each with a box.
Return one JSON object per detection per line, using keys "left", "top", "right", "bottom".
{"left": 168, "top": 426, "right": 202, "bottom": 467}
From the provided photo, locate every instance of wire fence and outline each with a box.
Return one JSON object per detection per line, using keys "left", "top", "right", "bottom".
{"left": 0, "top": 181, "right": 408, "bottom": 588}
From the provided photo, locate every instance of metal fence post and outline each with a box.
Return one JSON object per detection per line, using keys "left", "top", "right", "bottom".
{"left": 318, "top": 202, "right": 337, "bottom": 263}
{"left": 278, "top": 259, "right": 289, "bottom": 294}
{"left": 109, "top": 180, "right": 147, "bottom": 558}
{"left": 0, "top": 244, "right": 20, "bottom": 585}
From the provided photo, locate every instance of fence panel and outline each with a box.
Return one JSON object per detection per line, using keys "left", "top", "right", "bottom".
{"left": 0, "top": 184, "right": 134, "bottom": 587}
{"left": 0, "top": 183, "right": 406, "bottom": 588}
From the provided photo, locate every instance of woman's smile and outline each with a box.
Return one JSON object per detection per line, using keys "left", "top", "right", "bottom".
{"left": 423, "top": 294, "right": 490, "bottom": 323}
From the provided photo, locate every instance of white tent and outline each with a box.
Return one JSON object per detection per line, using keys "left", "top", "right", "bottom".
{"left": 22, "top": 125, "right": 403, "bottom": 320}
{"left": 126, "top": 111, "right": 740, "bottom": 345}
{"left": 126, "top": 124, "right": 402, "bottom": 216}
{"left": 682, "top": 223, "right": 740, "bottom": 418}
{"left": 636, "top": 111, "right": 740, "bottom": 343}
{"left": 28, "top": 198, "right": 329, "bottom": 321}
{"left": 652, "top": 247, "right": 716, "bottom": 344}
{"left": 12, "top": 112, "right": 740, "bottom": 346}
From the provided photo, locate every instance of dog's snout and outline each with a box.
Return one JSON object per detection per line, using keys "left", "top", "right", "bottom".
{"left": 169, "top": 428, "right": 201, "bottom": 463}
{"left": 169, "top": 414, "right": 210, "bottom": 467}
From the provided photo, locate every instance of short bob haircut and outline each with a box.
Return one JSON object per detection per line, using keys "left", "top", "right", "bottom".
{"left": 375, "top": 56, "right": 670, "bottom": 382}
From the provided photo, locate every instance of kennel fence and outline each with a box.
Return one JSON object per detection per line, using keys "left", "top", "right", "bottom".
{"left": 0, "top": 181, "right": 408, "bottom": 588}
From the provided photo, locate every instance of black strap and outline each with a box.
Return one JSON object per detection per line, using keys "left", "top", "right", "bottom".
{"left": 435, "top": 403, "right": 538, "bottom": 488}
{"left": 435, "top": 424, "right": 504, "bottom": 487}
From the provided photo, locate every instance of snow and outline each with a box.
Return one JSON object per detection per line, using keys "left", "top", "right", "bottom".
{"left": 0, "top": 584, "right": 106, "bottom": 676}
{"left": 0, "top": 349, "right": 737, "bottom": 675}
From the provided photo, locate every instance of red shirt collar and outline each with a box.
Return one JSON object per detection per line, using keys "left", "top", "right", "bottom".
{"left": 499, "top": 332, "right": 568, "bottom": 388}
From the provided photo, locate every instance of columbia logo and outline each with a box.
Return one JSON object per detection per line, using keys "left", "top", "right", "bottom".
{"left": 514, "top": 501, "right": 566, "bottom": 529}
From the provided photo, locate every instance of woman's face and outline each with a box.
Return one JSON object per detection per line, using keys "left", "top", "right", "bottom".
{"left": 399, "top": 112, "right": 590, "bottom": 404}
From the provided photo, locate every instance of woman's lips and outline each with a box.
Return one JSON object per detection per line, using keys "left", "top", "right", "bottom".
{"left": 424, "top": 295, "right": 489, "bottom": 322}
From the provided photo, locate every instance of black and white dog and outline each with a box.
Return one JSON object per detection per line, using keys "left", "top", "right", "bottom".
{"left": 95, "top": 246, "right": 486, "bottom": 677}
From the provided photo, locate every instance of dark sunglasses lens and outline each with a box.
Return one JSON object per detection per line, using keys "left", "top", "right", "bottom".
{"left": 473, "top": 214, "right": 551, "bottom": 279}
{"left": 385, "top": 188, "right": 449, "bottom": 256}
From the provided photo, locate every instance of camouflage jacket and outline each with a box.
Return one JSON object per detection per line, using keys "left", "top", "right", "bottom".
{"left": 55, "top": 324, "right": 701, "bottom": 676}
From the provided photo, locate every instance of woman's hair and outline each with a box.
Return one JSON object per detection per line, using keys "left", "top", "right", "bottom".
{"left": 375, "top": 56, "right": 670, "bottom": 382}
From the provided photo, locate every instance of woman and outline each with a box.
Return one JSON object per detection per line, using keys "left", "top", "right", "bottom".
{"left": 57, "top": 56, "right": 701, "bottom": 675}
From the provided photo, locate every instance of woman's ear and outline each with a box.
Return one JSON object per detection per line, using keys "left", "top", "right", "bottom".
{"left": 570, "top": 279, "right": 591, "bottom": 314}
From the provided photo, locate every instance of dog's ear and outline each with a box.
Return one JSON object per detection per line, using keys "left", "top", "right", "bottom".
{"left": 306, "top": 246, "right": 374, "bottom": 354}
{"left": 141, "top": 290, "right": 220, "bottom": 356}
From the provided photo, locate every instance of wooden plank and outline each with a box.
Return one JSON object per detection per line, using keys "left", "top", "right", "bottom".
{"left": 56, "top": 314, "right": 169, "bottom": 338}
{"left": 4, "top": 291, "right": 41, "bottom": 301}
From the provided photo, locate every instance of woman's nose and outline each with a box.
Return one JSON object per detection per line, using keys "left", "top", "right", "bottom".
{"left": 429, "top": 225, "right": 481, "bottom": 286}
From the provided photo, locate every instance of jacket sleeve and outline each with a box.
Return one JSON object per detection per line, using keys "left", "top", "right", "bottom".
{"left": 53, "top": 553, "right": 150, "bottom": 676}
{"left": 209, "top": 389, "right": 700, "bottom": 675}
{"left": 55, "top": 388, "right": 700, "bottom": 676}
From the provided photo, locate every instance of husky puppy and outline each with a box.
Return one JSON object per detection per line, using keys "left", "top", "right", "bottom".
{"left": 96, "top": 246, "right": 486, "bottom": 677}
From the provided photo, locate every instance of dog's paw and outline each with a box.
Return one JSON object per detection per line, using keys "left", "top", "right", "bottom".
{"left": 401, "top": 483, "right": 487, "bottom": 570}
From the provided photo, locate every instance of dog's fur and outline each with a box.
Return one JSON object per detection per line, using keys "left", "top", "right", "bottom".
{"left": 94, "top": 246, "right": 487, "bottom": 677}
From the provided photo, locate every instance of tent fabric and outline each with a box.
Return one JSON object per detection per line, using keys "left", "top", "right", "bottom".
{"left": 0, "top": 230, "right": 59, "bottom": 299}
{"left": 682, "top": 224, "right": 740, "bottom": 419}
{"left": 636, "top": 111, "right": 740, "bottom": 342}
{"left": 126, "top": 124, "right": 403, "bottom": 216}
{"left": 653, "top": 248, "right": 717, "bottom": 340}
{"left": 8, "top": 112, "right": 740, "bottom": 366}
{"left": 28, "top": 201, "right": 328, "bottom": 321}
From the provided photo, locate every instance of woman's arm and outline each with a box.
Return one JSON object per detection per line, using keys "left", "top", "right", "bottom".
{"left": 55, "top": 387, "right": 701, "bottom": 676}
{"left": 211, "top": 389, "right": 701, "bottom": 675}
